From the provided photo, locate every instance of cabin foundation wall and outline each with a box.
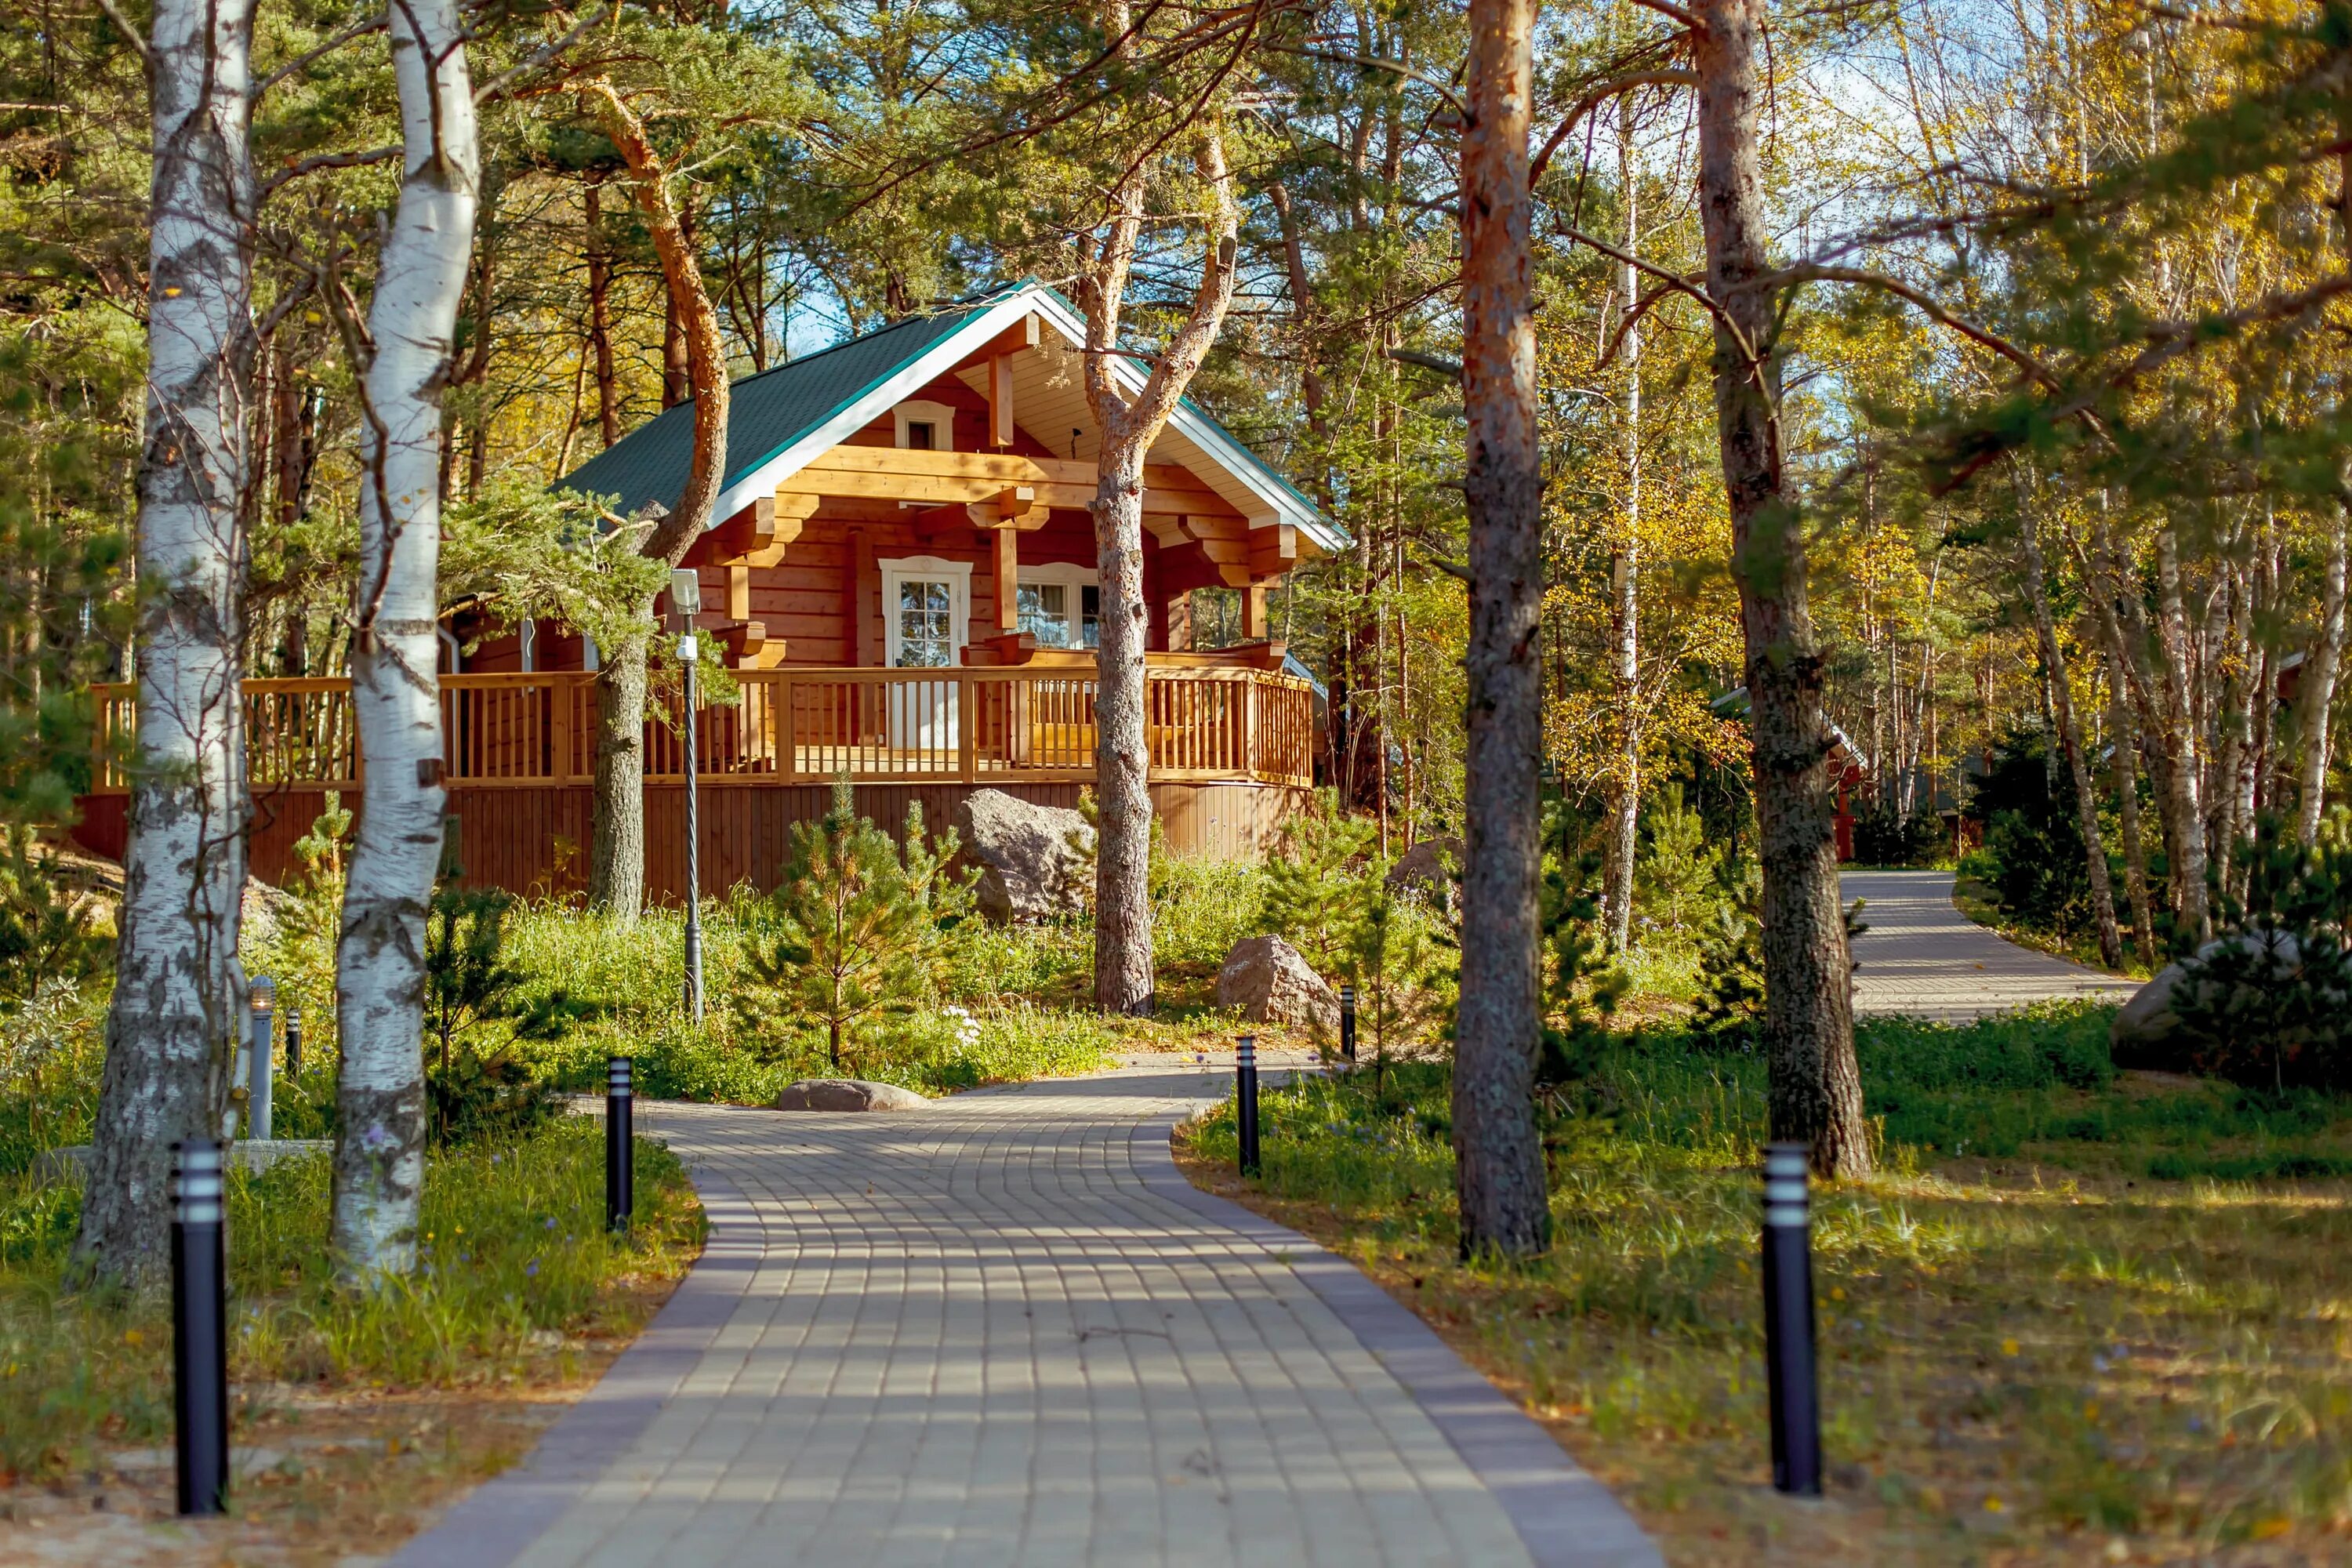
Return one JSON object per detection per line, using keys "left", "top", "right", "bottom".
{"left": 72, "top": 780, "right": 1308, "bottom": 906}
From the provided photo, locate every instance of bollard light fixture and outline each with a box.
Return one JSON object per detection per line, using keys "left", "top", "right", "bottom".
{"left": 170, "top": 1139, "right": 230, "bottom": 1515}
{"left": 1234, "top": 1035, "right": 1261, "bottom": 1178}
{"left": 1761, "top": 1142, "right": 1824, "bottom": 1497}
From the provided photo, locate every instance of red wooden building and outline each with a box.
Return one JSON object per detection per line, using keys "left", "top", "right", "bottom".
{"left": 78, "top": 282, "right": 1345, "bottom": 901}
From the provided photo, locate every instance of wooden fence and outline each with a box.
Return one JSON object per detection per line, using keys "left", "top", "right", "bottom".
{"left": 89, "top": 663, "right": 1317, "bottom": 793}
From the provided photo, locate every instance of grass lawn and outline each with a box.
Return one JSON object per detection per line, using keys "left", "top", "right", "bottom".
{"left": 0, "top": 1115, "right": 703, "bottom": 1564}
{"left": 1180, "top": 1004, "right": 2352, "bottom": 1566}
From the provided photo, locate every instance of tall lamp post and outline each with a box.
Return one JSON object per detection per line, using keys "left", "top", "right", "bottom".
{"left": 670, "top": 568, "right": 706, "bottom": 1025}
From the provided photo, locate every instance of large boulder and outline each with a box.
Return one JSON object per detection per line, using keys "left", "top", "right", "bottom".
{"left": 773, "top": 1079, "right": 930, "bottom": 1112}
{"left": 1214, "top": 935, "right": 1340, "bottom": 1028}
{"left": 2110, "top": 931, "right": 2324, "bottom": 1069}
{"left": 953, "top": 789, "right": 1093, "bottom": 924}
{"left": 1386, "top": 837, "right": 1462, "bottom": 908}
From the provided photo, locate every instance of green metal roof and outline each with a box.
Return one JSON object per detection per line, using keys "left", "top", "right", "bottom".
{"left": 554, "top": 280, "right": 1343, "bottom": 550}
{"left": 555, "top": 300, "right": 991, "bottom": 518}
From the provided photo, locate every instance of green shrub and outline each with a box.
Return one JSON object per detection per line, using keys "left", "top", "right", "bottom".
{"left": 423, "top": 887, "right": 586, "bottom": 1145}
{"left": 2171, "top": 812, "right": 2352, "bottom": 1091}
{"left": 740, "top": 778, "right": 976, "bottom": 1073}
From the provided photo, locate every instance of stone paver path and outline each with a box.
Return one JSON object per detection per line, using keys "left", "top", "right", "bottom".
{"left": 394, "top": 1065, "right": 1658, "bottom": 1568}
{"left": 1844, "top": 869, "right": 2141, "bottom": 1022}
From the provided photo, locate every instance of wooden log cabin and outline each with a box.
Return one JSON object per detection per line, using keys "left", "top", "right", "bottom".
{"left": 74, "top": 281, "right": 1345, "bottom": 902}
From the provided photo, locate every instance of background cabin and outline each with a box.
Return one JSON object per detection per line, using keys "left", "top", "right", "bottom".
{"left": 74, "top": 282, "right": 1344, "bottom": 902}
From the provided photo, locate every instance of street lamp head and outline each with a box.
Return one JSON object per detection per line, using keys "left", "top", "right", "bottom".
{"left": 668, "top": 568, "right": 702, "bottom": 628}
{"left": 249, "top": 975, "right": 274, "bottom": 1013}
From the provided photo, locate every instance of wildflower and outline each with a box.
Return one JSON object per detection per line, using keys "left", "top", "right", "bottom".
{"left": 525, "top": 1260, "right": 539, "bottom": 1277}
{"left": 1984, "top": 1496, "right": 2004, "bottom": 1514}
{"left": 122, "top": 1328, "right": 144, "bottom": 1348}
{"left": 2000, "top": 1338, "right": 2020, "bottom": 1357}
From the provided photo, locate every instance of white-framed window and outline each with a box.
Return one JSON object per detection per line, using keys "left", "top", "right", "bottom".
{"left": 1015, "top": 561, "right": 1100, "bottom": 651}
{"left": 892, "top": 399, "right": 957, "bottom": 454}
{"left": 880, "top": 556, "right": 973, "bottom": 668}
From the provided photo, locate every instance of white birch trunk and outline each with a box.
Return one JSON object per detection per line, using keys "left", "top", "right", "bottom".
{"left": 2298, "top": 506, "right": 2347, "bottom": 844}
{"left": 73, "top": 0, "right": 256, "bottom": 1290}
{"left": 1599, "top": 102, "right": 1641, "bottom": 955}
{"left": 332, "top": 0, "right": 478, "bottom": 1283}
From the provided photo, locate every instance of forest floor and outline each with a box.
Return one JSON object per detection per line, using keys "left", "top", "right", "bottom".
{"left": 1180, "top": 1022, "right": 2352, "bottom": 1568}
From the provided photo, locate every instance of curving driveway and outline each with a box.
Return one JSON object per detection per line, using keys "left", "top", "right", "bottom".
{"left": 391, "top": 1068, "right": 1659, "bottom": 1568}
{"left": 1842, "top": 869, "right": 2141, "bottom": 1022}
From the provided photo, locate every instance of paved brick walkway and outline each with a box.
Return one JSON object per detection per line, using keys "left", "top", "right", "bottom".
{"left": 1844, "top": 869, "right": 2141, "bottom": 1022}
{"left": 394, "top": 1066, "right": 1658, "bottom": 1568}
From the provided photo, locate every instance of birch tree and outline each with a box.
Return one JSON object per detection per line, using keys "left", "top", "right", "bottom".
{"left": 1454, "top": 0, "right": 1552, "bottom": 1256}
{"left": 331, "top": 0, "right": 479, "bottom": 1283}
{"left": 1599, "top": 94, "right": 1642, "bottom": 955}
{"left": 72, "top": 0, "right": 258, "bottom": 1290}
{"left": 1076, "top": 31, "right": 1240, "bottom": 1015}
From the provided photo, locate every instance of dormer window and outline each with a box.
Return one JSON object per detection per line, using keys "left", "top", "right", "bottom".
{"left": 893, "top": 400, "right": 956, "bottom": 452}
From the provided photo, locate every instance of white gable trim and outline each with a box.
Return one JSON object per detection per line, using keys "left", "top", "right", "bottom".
{"left": 710, "top": 284, "right": 1344, "bottom": 554}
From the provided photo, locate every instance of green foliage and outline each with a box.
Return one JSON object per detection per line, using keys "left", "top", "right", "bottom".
{"left": 742, "top": 778, "right": 975, "bottom": 1071}
{"left": 1851, "top": 802, "right": 1947, "bottom": 868}
{"left": 0, "top": 847, "right": 109, "bottom": 1007}
{"left": 440, "top": 477, "right": 671, "bottom": 656}
{"left": 2171, "top": 812, "right": 2352, "bottom": 1093}
{"left": 1970, "top": 731, "right": 2096, "bottom": 939}
{"left": 1631, "top": 785, "right": 1722, "bottom": 942}
{"left": 1536, "top": 821, "right": 1624, "bottom": 1089}
{"left": 1689, "top": 856, "right": 1767, "bottom": 1050}
{"left": 423, "top": 887, "right": 586, "bottom": 1145}
{"left": 1257, "top": 788, "right": 1376, "bottom": 977}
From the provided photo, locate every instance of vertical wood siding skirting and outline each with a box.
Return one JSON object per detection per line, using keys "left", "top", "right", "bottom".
{"left": 72, "top": 781, "right": 1308, "bottom": 903}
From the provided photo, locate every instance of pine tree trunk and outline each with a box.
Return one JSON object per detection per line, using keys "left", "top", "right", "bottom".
{"left": 1091, "top": 445, "right": 1155, "bottom": 1013}
{"left": 1600, "top": 101, "right": 1642, "bottom": 956}
{"left": 1454, "top": 0, "right": 1552, "bottom": 1256}
{"left": 2017, "top": 495, "right": 2122, "bottom": 967}
{"left": 2298, "top": 506, "right": 2347, "bottom": 844}
{"left": 582, "top": 82, "right": 731, "bottom": 919}
{"left": 332, "top": 0, "right": 478, "bottom": 1286}
{"left": 72, "top": 0, "right": 257, "bottom": 1291}
{"left": 586, "top": 176, "right": 619, "bottom": 450}
{"left": 1072, "top": 77, "right": 1236, "bottom": 1014}
{"left": 1693, "top": 0, "right": 1869, "bottom": 1179}
{"left": 586, "top": 625, "right": 649, "bottom": 917}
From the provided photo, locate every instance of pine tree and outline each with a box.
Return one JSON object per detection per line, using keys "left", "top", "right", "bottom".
{"left": 747, "top": 779, "right": 974, "bottom": 1072}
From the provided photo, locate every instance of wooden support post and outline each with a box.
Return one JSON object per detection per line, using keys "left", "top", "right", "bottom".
{"left": 957, "top": 673, "right": 978, "bottom": 782}
{"left": 1243, "top": 583, "right": 1269, "bottom": 641}
{"left": 989, "top": 355, "right": 1014, "bottom": 448}
{"left": 993, "top": 524, "right": 1020, "bottom": 634}
{"left": 726, "top": 564, "right": 750, "bottom": 622}
{"left": 853, "top": 535, "right": 880, "bottom": 667}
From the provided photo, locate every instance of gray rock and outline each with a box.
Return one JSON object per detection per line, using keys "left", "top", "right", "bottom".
{"left": 1214, "top": 935, "right": 1340, "bottom": 1028}
{"left": 1386, "top": 837, "right": 1462, "bottom": 907}
{"left": 953, "top": 789, "right": 1094, "bottom": 924}
{"left": 772, "top": 1079, "right": 930, "bottom": 1112}
{"left": 2110, "top": 930, "right": 2316, "bottom": 1065}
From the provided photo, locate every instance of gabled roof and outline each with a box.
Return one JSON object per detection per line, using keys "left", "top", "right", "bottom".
{"left": 556, "top": 280, "right": 1344, "bottom": 553}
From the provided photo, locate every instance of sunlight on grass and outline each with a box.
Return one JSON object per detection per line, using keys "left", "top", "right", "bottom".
{"left": 0, "top": 1116, "right": 701, "bottom": 1480}
{"left": 1183, "top": 1012, "right": 2352, "bottom": 1563}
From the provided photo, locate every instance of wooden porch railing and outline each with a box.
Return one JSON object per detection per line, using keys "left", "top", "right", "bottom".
{"left": 89, "top": 663, "right": 1316, "bottom": 793}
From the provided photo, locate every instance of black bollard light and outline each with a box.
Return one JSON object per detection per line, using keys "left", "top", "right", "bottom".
{"left": 1762, "top": 1142, "right": 1824, "bottom": 1497}
{"left": 1235, "top": 1034, "right": 1261, "bottom": 1177}
{"left": 1338, "top": 984, "right": 1357, "bottom": 1064}
{"left": 284, "top": 1007, "right": 302, "bottom": 1081}
{"left": 171, "top": 1139, "right": 230, "bottom": 1515}
{"left": 605, "top": 1057, "right": 634, "bottom": 1233}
